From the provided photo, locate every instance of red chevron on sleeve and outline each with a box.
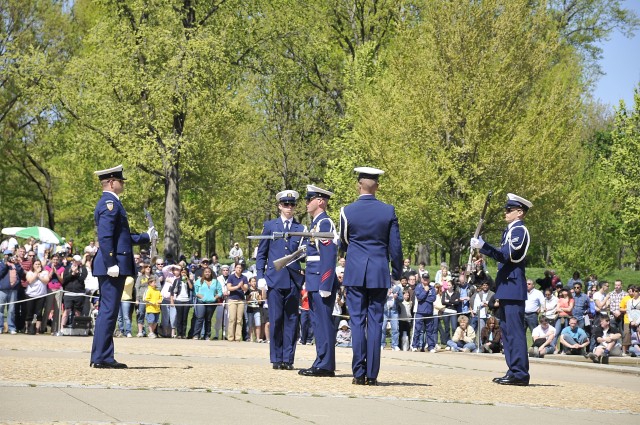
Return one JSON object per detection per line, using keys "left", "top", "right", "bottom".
{"left": 320, "top": 239, "right": 331, "bottom": 246}
{"left": 321, "top": 270, "right": 332, "bottom": 282}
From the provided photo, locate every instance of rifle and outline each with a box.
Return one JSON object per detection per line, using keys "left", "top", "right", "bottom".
{"left": 144, "top": 207, "right": 158, "bottom": 259}
{"left": 247, "top": 231, "right": 335, "bottom": 241}
{"left": 467, "top": 191, "right": 493, "bottom": 274}
{"left": 273, "top": 245, "right": 307, "bottom": 271}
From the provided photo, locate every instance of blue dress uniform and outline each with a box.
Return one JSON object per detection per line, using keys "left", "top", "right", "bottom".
{"left": 475, "top": 193, "right": 532, "bottom": 386}
{"left": 299, "top": 185, "right": 339, "bottom": 377}
{"left": 256, "top": 190, "right": 306, "bottom": 369}
{"left": 340, "top": 167, "right": 403, "bottom": 385}
{"left": 90, "top": 165, "right": 150, "bottom": 368}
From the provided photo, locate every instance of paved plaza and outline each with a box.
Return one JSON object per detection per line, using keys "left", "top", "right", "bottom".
{"left": 1, "top": 335, "right": 638, "bottom": 424}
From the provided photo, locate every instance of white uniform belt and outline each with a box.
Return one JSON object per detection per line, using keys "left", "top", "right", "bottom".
{"left": 306, "top": 256, "right": 320, "bottom": 262}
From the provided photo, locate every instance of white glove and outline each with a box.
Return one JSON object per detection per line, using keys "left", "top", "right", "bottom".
{"left": 147, "top": 226, "right": 158, "bottom": 239}
{"left": 470, "top": 237, "right": 485, "bottom": 249}
{"left": 107, "top": 265, "right": 120, "bottom": 277}
{"left": 258, "top": 278, "right": 268, "bottom": 290}
{"left": 319, "top": 290, "right": 331, "bottom": 298}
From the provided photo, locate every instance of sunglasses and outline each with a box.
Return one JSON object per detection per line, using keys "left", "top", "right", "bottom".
{"left": 505, "top": 208, "right": 521, "bottom": 213}
{"left": 281, "top": 202, "right": 296, "bottom": 207}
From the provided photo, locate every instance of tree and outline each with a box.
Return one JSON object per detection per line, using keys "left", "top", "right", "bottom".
{"left": 57, "top": 0, "right": 248, "bottom": 258}
{"left": 0, "top": 0, "right": 75, "bottom": 230}
{"left": 604, "top": 85, "right": 640, "bottom": 268}
{"left": 329, "top": 0, "right": 587, "bottom": 266}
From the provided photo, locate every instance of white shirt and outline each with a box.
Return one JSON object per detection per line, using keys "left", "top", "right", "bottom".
{"left": 532, "top": 324, "right": 555, "bottom": 340}
{"left": 525, "top": 288, "right": 545, "bottom": 313}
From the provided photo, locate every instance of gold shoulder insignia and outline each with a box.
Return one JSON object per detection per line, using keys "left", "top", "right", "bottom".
{"left": 106, "top": 200, "right": 114, "bottom": 211}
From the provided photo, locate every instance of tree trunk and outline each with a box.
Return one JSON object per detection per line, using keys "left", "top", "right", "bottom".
{"left": 163, "top": 163, "right": 180, "bottom": 260}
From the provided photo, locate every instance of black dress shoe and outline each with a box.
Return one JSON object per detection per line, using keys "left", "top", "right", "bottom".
{"left": 90, "top": 361, "right": 128, "bottom": 369}
{"left": 280, "top": 362, "right": 294, "bottom": 370}
{"left": 365, "top": 378, "right": 378, "bottom": 386}
{"left": 272, "top": 362, "right": 282, "bottom": 370}
{"left": 492, "top": 373, "right": 510, "bottom": 383}
{"left": 497, "top": 376, "right": 529, "bottom": 386}
{"left": 299, "top": 367, "right": 335, "bottom": 377}
{"left": 352, "top": 376, "right": 366, "bottom": 385}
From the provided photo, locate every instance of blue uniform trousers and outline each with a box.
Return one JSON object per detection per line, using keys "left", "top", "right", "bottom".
{"left": 346, "top": 286, "right": 386, "bottom": 380}
{"left": 267, "top": 285, "right": 300, "bottom": 364}
{"left": 91, "top": 275, "right": 126, "bottom": 364}
{"left": 412, "top": 314, "right": 437, "bottom": 350}
{"left": 500, "top": 300, "right": 529, "bottom": 381}
{"left": 308, "top": 287, "right": 338, "bottom": 371}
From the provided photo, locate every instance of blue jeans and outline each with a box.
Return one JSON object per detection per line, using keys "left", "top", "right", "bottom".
{"left": 0, "top": 289, "right": 17, "bottom": 332}
{"left": 117, "top": 301, "right": 132, "bottom": 335}
{"left": 446, "top": 339, "right": 477, "bottom": 352}
{"left": 381, "top": 309, "right": 399, "bottom": 348}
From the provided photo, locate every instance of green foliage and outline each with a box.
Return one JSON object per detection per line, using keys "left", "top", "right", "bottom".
{"left": 603, "top": 86, "right": 640, "bottom": 267}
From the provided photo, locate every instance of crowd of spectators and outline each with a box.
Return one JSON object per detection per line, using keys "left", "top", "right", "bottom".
{"left": 2, "top": 238, "right": 639, "bottom": 366}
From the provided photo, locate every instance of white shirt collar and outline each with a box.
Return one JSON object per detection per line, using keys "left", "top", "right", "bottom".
{"left": 103, "top": 190, "right": 120, "bottom": 201}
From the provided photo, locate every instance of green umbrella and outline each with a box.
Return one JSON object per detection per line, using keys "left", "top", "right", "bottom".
{"left": 14, "top": 226, "right": 64, "bottom": 244}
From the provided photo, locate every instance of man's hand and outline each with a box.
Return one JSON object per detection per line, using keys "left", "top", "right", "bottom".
{"left": 107, "top": 265, "right": 120, "bottom": 277}
{"left": 470, "top": 237, "right": 485, "bottom": 249}
{"left": 147, "top": 226, "right": 158, "bottom": 239}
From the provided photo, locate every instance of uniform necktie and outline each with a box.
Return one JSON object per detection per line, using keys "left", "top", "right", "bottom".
{"left": 285, "top": 221, "right": 290, "bottom": 232}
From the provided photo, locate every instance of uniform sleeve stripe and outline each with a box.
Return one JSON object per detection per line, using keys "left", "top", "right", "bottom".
{"left": 321, "top": 270, "right": 332, "bottom": 282}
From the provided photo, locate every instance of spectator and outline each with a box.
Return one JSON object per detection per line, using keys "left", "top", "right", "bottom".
{"left": 446, "top": 315, "right": 477, "bottom": 352}
{"left": 226, "top": 263, "right": 248, "bottom": 342}
{"left": 440, "top": 280, "right": 460, "bottom": 343}
{"left": 566, "top": 271, "right": 582, "bottom": 288}
{"left": 61, "top": 255, "right": 87, "bottom": 328}
{"left": 529, "top": 316, "right": 555, "bottom": 358}
{"left": 0, "top": 251, "right": 25, "bottom": 334}
{"left": 587, "top": 315, "right": 622, "bottom": 363}
{"left": 399, "top": 291, "right": 413, "bottom": 350}
{"left": 411, "top": 276, "right": 437, "bottom": 353}
{"left": 621, "top": 285, "right": 639, "bottom": 355}
{"left": 542, "top": 289, "right": 558, "bottom": 322}
{"left": 536, "top": 270, "right": 552, "bottom": 292}
{"left": 24, "top": 259, "right": 49, "bottom": 334}
{"left": 416, "top": 262, "right": 428, "bottom": 279}
{"left": 558, "top": 316, "right": 589, "bottom": 355}
{"left": 332, "top": 276, "right": 346, "bottom": 331}
{"left": 457, "top": 271, "right": 474, "bottom": 318}
{"left": 336, "top": 320, "right": 352, "bottom": 347}
{"left": 43, "top": 254, "right": 64, "bottom": 334}
{"left": 135, "top": 263, "right": 152, "bottom": 337}
{"left": 213, "top": 264, "right": 230, "bottom": 340}
{"left": 402, "top": 258, "right": 416, "bottom": 280}
{"left": 229, "top": 242, "right": 243, "bottom": 261}
{"left": 160, "top": 264, "right": 181, "bottom": 338}
{"left": 434, "top": 262, "right": 448, "bottom": 285}
{"left": 629, "top": 325, "right": 640, "bottom": 357}
{"left": 381, "top": 277, "right": 403, "bottom": 350}
{"left": 170, "top": 267, "right": 193, "bottom": 339}
{"left": 246, "top": 276, "right": 263, "bottom": 342}
{"left": 298, "top": 283, "right": 313, "bottom": 345}
{"left": 571, "top": 282, "right": 590, "bottom": 329}
{"left": 15, "top": 247, "right": 32, "bottom": 333}
{"left": 116, "top": 276, "right": 135, "bottom": 338}
{"left": 552, "top": 288, "right": 574, "bottom": 352}
{"left": 471, "top": 281, "right": 494, "bottom": 334}
{"left": 609, "top": 280, "right": 626, "bottom": 333}
{"left": 335, "top": 257, "right": 345, "bottom": 275}
{"left": 193, "top": 267, "right": 223, "bottom": 340}
{"left": 144, "top": 276, "right": 162, "bottom": 338}
{"left": 210, "top": 254, "right": 221, "bottom": 277}
{"left": 480, "top": 316, "right": 502, "bottom": 353}
{"left": 593, "top": 281, "right": 610, "bottom": 316}
{"left": 524, "top": 279, "right": 544, "bottom": 333}
{"left": 432, "top": 283, "right": 446, "bottom": 346}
